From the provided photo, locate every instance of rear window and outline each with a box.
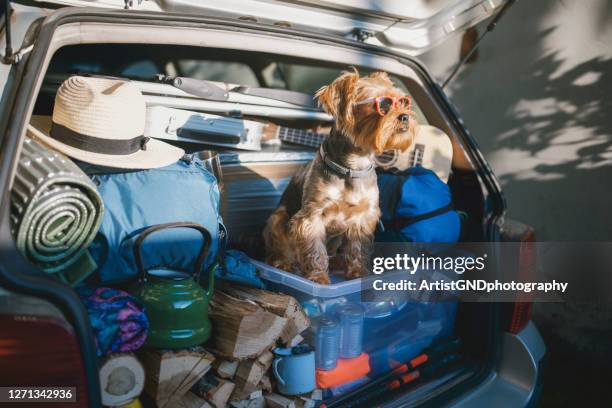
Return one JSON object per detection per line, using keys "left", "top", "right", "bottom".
{"left": 43, "top": 44, "right": 427, "bottom": 123}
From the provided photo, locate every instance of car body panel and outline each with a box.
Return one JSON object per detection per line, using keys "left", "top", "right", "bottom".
{"left": 30, "top": 0, "right": 508, "bottom": 55}
{"left": 448, "top": 322, "right": 545, "bottom": 407}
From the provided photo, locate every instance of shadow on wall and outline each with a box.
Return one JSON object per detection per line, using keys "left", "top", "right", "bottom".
{"left": 441, "top": 1, "right": 612, "bottom": 241}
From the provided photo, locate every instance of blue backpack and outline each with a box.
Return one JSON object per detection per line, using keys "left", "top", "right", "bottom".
{"left": 83, "top": 157, "right": 224, "bottom": 284}
{"left": 377, "top": 166, "right": 461, "bottom": 243}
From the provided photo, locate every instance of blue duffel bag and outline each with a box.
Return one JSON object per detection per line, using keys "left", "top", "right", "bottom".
{"left": 82, "top": 156, "right": 224, "bottom": 284}
{"left": 378, "top": 166, "right": 461, "bottom": 243}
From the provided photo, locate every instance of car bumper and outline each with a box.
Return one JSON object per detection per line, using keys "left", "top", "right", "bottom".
{"left": 448, "top": 321, "right": 546, "bottom": 407}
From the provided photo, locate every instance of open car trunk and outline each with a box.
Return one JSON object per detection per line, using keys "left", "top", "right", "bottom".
{"left": 8, "top": 9, "right": 503, "bottom": 407}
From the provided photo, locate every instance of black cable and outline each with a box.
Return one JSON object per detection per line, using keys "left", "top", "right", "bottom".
{"left": 442, "top": 0, "right": 518, "bottom": 89}
{"left": 3, "top": 0, "right": 13, "bottom": 61}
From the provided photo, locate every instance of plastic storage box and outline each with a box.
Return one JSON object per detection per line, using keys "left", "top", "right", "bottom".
{"left": 252, "top": 260, "right": 458, "bottom": 380}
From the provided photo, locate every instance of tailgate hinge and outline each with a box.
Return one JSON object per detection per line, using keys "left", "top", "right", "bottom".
{"left": 1, "top": 0, "right": 36, "bottom": 65}
{"left": 353, "top": 28, "right": 375, "bottom": 42}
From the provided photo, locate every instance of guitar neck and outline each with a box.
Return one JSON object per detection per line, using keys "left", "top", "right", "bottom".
{"left": 277, "top": 126, "right": 327, "bottom": 148}
{"left": 409, "top": 143, "right": 425, "bottom": 167}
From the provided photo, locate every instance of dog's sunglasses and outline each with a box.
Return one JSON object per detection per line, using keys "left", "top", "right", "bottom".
{"left": 355, "top": 96, "right": 412, "bottom": 116}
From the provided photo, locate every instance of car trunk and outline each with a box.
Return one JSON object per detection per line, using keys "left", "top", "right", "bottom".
{"left": 7, "top": 8, "right": 503, "bottom": 407}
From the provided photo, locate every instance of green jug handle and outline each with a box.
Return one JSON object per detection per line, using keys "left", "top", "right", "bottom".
{"left": 133, "top": 222, "right": 212, "bottom": 282}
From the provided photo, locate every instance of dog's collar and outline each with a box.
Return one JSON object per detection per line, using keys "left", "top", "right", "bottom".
{"left": 319, "top": 145, "right": 374, "bottom": 178}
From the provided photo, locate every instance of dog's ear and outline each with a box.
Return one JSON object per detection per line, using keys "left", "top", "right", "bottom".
{"left": 368, "top": 71, "right": 391, "bottom": 82}
{"left": 315, "top": 70, "right": 359, "bottom": 129}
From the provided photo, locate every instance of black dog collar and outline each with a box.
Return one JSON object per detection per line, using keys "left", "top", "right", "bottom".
{"left": 319, "top": 145, "right": 374, "bottom": 178}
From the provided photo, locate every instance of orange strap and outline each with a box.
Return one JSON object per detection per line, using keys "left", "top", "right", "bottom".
{"left": 316, "top": 353, "right": 370, "bottom": 388}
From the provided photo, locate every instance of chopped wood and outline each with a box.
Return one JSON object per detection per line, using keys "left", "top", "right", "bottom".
{"left": 260, "top": 375, "right": 272, "bottom": 394}
{"left": 99, "top": 353, "right": 145, "bottom": 407}
{"left": 286, "top": 334, "right": 304, "bottom": 347}
{"left": 209, "top": 291, "right": 287, "bottom": 359}
{"left": 209, "top": 380, "right": 236, "bottom": 408}
{"left": 177, "top": 391, "right": 214, "bottom": 408}
{"left": 139, "top": 348, "right": 215, "bottom": 408}
{"left": 217, "top": 283, "right": 310, "bottom": 343}
{"left": 192, "top": 374, "right": 236, "bottom": 408}
{"left": 259, "top": 375, "right": 272, "bottom": 394}
{"left": 236, "top": 351, "right": 274, "bottom": 388}
{"left": 232, "top": 350, "right": 274, "bottom": 401}
{"left": 236, "top": 360, "right": 262, "bottom": 388}
{"left": 265, "top": 393, "right": 296, "bottom": 408}
{"left": 248, "top": 390, "right": 263, "bottom": 400}
{"left": 231, "top": 396, "right": 266, "bottom": 408}
{"left": 215, "top": 359, "right": 240, "bottom": 379}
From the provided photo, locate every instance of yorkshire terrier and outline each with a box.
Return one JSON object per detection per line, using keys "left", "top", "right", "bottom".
{"left": 263, "top": 70, "right": 416, "bottom": 284}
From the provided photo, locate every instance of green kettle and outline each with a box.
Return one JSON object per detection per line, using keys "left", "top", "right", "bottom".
{"left": 131, "top": 222, "right": 215, "bottom": 349}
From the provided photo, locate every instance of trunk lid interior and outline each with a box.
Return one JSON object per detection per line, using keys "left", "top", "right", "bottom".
{"left": 30, "top": 0, "right": 509, "bottom": 55}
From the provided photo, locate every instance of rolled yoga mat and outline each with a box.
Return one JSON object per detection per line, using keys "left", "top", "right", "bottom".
{"left": 10, "top": 134, "right": 104, "bottom": 285}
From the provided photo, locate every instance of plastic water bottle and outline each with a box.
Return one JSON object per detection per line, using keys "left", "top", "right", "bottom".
{"left": 315, "top": 315, "right": 340, "bottom": 370}
{"left": 336, "top": 303, "right": 365, "bottom": 358}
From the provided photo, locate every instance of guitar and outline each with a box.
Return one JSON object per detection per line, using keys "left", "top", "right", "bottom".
{"left": 146, "top": 107, "right": 452, "bottom": 181}
{"left": 373, "top": 125, "right": 453, "bottom": 183}
{"left": 260, "top": 123, "right": 453, "bottom": 183}
{"left": 260, "top": 123, "right": 328, "bottom": 148}
{"left": 146, "top": 106, "right": 329, "bottom": 151}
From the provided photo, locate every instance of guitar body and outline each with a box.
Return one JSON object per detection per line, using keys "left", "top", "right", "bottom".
{"left": 374, "top": 125, "right": 453, "bottom": 183}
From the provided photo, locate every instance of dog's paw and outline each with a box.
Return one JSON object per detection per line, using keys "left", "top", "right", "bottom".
{"left": 269, "top": 259, "right": 294, "bottom": 272}
{"left": 345, "top": 265, "right": 366, "bottom": 280}
{"left": 306, "top": 272, "right": 331, "bottom": 285}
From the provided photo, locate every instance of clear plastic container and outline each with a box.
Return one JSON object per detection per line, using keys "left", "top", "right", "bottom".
{"left": 252, "top": 260, "right": 458, "bottom": 383}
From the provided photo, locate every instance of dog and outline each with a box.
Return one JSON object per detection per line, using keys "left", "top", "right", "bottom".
{"left": 263, "top": 70, "right": 416, "bottom": 284}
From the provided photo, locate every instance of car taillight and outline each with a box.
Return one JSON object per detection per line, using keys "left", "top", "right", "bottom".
{"left": 506, "top": 229, "right": 536, "bottom": 334}
{"left": 0, "top": 314, "right": 88, "bottom": 407}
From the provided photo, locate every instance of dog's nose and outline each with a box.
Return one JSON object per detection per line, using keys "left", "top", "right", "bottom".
{"left": 398, "top": 114, "right": 410, "bottom": 123}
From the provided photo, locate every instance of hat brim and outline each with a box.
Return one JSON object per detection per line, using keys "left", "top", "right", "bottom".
{"left": 28, "top": 116, "right": 185, "bottom": 170}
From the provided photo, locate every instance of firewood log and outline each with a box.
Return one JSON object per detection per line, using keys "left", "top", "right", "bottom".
{"left": 138, "top": 348, "right": 214, "bottom": 408}
{"left": 177, "top": 391, "right": 214, "bottom": 408}
{"left": 209, "top": 291, "right": 287, "bottom": 359}
{"left": 215, "top": 359, "right": 239, "bottom": 379}
{"left": 235, "top": 351, "right": 274, "bottom": 390}
{"left": 259, "top": 375, "right": 272, "bottom": 393}
{"left": 217, "top": 283, "right": 310, "bottom": 343}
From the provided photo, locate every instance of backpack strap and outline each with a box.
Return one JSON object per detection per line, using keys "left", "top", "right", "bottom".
{"left": 393, "top": 203, "right": 455, "bottom": 229}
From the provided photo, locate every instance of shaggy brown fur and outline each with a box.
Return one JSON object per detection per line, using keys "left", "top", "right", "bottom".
{"left": 263, "top": 70, "right": 416, "bottom": 284}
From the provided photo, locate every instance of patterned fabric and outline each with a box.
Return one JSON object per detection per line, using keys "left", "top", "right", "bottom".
{"left": 77, "top": 287, "right": 148, "bottom": 357}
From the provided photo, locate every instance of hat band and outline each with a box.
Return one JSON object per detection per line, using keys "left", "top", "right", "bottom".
{"left": 50, "top": 122, "right": 150, "bottom": 155}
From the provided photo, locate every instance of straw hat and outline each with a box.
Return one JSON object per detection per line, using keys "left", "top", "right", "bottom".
{"left": 28, "top": 76, "right": 184, "bottom": 169}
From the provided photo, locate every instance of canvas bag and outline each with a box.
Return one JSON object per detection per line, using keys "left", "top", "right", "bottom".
{"left": 83, "top": 156, "right": 224, "bottom": 284}
{"left": 378, "top": 166, "right": 461, "bottom": 243}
